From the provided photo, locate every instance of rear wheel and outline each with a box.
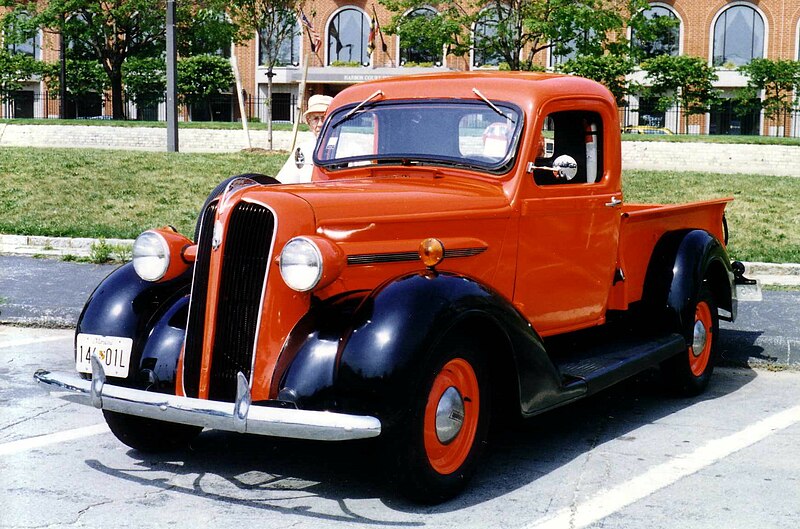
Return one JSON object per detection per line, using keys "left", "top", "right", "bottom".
{"left": 393, "top": 337, "right": 490, "bottom": 503}
{"left": 103, "top": 410, "right": 202, "bottom": 452}
{"left": 662, "top": 284, "right": 719, "bottom": 396}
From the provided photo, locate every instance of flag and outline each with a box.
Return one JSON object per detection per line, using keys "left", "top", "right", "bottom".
{"left": 299, "top": 10, "right": 322, "bottom": 53}
{"left": 371, "top": 5, "right": 388, "bottom": 53}
{"left": 367, "top": 13, "right": 377, "bottom": 55}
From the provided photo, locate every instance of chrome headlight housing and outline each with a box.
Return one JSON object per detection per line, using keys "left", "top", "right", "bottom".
{"left": 279, "top": 237, "right": 323, "bottom": 292}
{"left": 132, "top": 230, "right": 170, "bottom": 281}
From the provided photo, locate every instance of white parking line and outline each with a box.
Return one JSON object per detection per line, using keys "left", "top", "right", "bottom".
{"left": 526, "top": 404, "right": 800, "bottom": 529}
{"left": 0, "top": 424, "right": 109, "bottom": 456}
{"left": 0, "top": 335, "right": 70, "bottom": 349}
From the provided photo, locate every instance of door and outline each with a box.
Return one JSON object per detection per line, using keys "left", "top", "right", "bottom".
{"left": 514, "top": 107, "right": 622, "bottom": 336}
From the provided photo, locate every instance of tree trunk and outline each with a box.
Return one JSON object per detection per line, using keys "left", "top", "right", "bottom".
{"left": 110, "top": 70, "right": 126, "bottom": 120}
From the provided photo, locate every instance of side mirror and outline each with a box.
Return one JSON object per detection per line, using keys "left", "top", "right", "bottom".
{"left": 528, "top": 154, "right": 579, "bottom": 180}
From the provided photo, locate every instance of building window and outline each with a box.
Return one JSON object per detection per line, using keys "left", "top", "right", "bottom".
{"left": 709, "top": 97, "right": 760, "bottom": 135}
{"left": 472, "top": 7, "right": 504, "bottom": 68}
{"left": 399, "top": 7, "right": 441, "bottom": 66}
{"left": 632, "top": 5, "right": 679, "bottom": 59}
{"left": 549, "top": 29, "right": 596, "bottom": 67}
{"left": 259, "top": 11, "right": 300, "bottom": 67}
{"left": 712, "top": 5, "right": 764, "bottom": 67}
{"left": 327, "top": 7, "right": 369, "bottom": 66}
{"left": 4, "top": 13, "right": 41, "bottom": 59}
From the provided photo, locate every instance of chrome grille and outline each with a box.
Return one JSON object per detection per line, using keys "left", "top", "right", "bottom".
{"left": 183, "top": 202, "right": 216, "bottom": 398}
{"left": 208, "top": 201, "right": 275, "bottom": 402}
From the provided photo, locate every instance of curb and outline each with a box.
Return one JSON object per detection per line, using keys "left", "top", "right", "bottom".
{"left": 1, "top": 233, "right": 799, "bottom": 286}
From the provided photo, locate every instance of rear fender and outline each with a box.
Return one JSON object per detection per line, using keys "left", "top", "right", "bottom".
{"left": 76, "top": 262, "right": 192, "bottom": 389}
{"left": 276, "top": 272, "right": 568, "bottom": 424}
{"left": 642, "top": 230, "right": 736, "bottom": 338}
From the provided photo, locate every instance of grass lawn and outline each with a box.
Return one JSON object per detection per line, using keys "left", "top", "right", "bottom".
{"left": 1, "top": 147, "right": 798, "bottom": 263}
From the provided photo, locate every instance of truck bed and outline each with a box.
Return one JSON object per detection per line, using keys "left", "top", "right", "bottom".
{"left": 612, "top": 198, "right": 732, "bottom": 309}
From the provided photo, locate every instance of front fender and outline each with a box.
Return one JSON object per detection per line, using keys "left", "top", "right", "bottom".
{"left": 276, "top": 272, "right": 568, "bottom": 424}
{"left": 77, "top": 262, "right": 192, "bottom": 390}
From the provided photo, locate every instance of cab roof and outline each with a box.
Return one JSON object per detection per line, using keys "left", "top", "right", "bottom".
{"left": 329, "top": 71, "right": 617, "bottom": 113}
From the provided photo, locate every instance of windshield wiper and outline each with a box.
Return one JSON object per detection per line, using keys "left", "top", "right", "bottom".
{"left": 331, "top": 90, "right": 384, "bottom": 128}
{"left": 472, "top": 88, "right": 515, "bottom": 123}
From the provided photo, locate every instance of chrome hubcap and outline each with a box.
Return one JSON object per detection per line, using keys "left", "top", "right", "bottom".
{"left": 435, "top": 386, "right": 465, "bottom": 444}
{"left": 692, "top": 319, "right": 708, "bottom": 357}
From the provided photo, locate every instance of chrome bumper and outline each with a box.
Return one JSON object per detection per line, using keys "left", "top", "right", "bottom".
{"left": 34, "top": 356, "right": 381, "bottom": 441}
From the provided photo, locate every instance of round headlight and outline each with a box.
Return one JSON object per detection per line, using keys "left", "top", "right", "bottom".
{"left": 132, "top": 231, "right": 170, "bottom": 281}
{"left": 280, "top": 237, "right": 322, "bottom": 292}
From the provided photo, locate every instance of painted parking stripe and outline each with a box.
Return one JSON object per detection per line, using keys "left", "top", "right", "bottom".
{"left": 526, "top": 404, "right": 800, "bottom": 529}
{"left": 0, "top": 335, "right": 70, "bottom": 349}
{"left": 0, "top": 424, "right": 109, "bottom": 456}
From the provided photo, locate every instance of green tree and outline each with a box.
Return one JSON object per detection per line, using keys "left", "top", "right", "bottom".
{"left": 40, "top": 58, "right": 108, "bottom": 97}
{"left": 177, "top": 54, "right": 233, "bottom": 121}
{"left": 641, "top": 55, "right": 719, "bottom": 133}
{"left": 0, "top": 49, "right": 42, "bottom": 101}
{"left": 1, "top": 0, "right": 236, "bottom": 119}
{"left": 227, "top": 0, "right": 301, "bottom": 149}
{"left": 737, "top": 58, "right": 800, "bottom": 135}
{"left": 380, "top": 0, "right": 651, "bottom": 71}
{"left": 123, "top": 57, "right": 166, "bottom": 110}
{"left": 559, "top": 54, "right": 636, "bottom": 106}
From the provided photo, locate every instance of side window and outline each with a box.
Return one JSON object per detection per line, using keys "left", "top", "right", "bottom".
{"left": 533, "top": 110, "right": 603, "bottom": 186}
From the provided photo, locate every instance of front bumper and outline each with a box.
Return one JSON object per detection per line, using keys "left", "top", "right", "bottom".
{"left": 34, "top": 356, "right": 381, "bottom": 441}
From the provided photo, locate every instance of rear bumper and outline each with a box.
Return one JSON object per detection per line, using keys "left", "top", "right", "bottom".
{"left": 34, "top": 356, "right": 381, "bottom": 442}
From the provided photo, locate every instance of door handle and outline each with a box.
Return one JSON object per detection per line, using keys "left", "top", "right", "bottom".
{"left": 605, "top": 196, "right": 623, "bottom": 208}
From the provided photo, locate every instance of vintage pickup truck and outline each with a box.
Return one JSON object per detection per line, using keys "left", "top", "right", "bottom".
{"left": 36, "top": 72, "right": 739, "bottom": 502}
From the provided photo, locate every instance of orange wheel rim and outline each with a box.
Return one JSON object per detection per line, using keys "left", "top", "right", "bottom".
{"left": 423, "top": 358, "right": 480, "bottom": 475}
{"left": 689, "top": 301, "right": 713, "bottom": 377}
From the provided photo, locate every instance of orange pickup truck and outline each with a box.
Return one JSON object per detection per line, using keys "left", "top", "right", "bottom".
{"left": 36, "top": 72, "right": 739, "bottom": 502}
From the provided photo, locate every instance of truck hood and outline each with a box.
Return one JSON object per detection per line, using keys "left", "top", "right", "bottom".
{"left": 280, "top": 174, "right": 512, "bottom": 226}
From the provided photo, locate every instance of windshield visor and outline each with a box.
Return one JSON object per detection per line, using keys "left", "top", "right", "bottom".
{"left": 314, "top": 100, "right": 522, "bottom": 174}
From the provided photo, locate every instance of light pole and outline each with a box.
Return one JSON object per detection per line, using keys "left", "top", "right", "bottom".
{"left": 166, "top": 0, "right": 178, "bottom": 152}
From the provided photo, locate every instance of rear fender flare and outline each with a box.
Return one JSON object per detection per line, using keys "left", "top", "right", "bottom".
{"left": 643, "top": 230, "right": 735, "bottom": 339}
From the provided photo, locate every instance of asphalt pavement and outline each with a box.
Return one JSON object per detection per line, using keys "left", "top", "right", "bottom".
{"left": 0, "top": 253, "right": 798, "bottom": 368}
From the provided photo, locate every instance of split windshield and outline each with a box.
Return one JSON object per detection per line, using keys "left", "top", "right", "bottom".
{"left": 314, "top": 99, "right": 522, "bottom": 174}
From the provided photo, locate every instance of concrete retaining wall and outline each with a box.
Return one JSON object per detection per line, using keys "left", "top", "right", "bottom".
{"left": 1, "top": 123, "right": 798, "bottom": 176}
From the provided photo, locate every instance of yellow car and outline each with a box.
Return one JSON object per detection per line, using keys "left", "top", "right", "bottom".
{"left": 622, "top": 125, "right": 674, "bottom": 135}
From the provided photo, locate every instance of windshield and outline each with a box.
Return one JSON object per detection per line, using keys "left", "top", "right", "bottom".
{"left": 314, "top": 99, "right": 522, "bottom": 174}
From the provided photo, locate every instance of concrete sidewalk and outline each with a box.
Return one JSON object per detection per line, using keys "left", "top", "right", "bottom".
{"left": 2, "top": 233, "right": 798, "bottom": 287}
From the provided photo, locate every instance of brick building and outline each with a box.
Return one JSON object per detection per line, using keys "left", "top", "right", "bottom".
{"left": 4, "top": 0, "right": 800, "bottom": 135}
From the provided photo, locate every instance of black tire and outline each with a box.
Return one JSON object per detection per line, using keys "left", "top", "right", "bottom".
{"left": 103, "top": 410, "right": 202, "bottom": 452}
{"left": 194, "top": 173, "right": 279, "bottom": 241}
{"left": 392, "top": 336, "right": 491, "bottom": 503}
{"left": 662, "top": 283, "right": 719, "bottom": 396}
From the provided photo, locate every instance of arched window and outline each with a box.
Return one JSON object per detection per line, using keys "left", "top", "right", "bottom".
{"left": 712, "top": 4, "right": 764, "bottom": 67}
{"left": 399, "top": 7, "right": 441, "bottom": 66}
{"left": 550, "top": 29, "right": 596, "bottom": 67}
{"left": 328, "top": 7, "right": 369, "bottom": 66}
{"left": 472, "top": 7, "right": 503, "bottom": 67}
{"left": 260, "top": 10, "right": 300, "bottom": 67}
{"left": 4, "top": 12, "right": 41, "bottom": 59}
{"left": 632, "top": 5, "right": 680, "bottom": 59}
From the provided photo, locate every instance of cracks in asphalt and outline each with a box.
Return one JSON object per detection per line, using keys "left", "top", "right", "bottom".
{"left": 565, "top": 414, "right": 614, "bottom": 529}
{"left": 0, "top": 402, "right": 70, "bottom": 439}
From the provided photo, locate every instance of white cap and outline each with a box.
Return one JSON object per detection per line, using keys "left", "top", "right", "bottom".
{"left": 304, "top": 94, "right": 333, "bottom": 120}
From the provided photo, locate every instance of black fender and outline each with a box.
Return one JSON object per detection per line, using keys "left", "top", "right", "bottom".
{"left": 77, "top": 262, "right": 191, "bottom": 391}
{"left": 642, "top": 229, "right": 736, "bottom": 341}
{"left": 277, "top": 272, "right": 577, "bottom": 426}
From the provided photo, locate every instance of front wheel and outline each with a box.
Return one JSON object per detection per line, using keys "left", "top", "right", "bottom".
{"left": 662, "top": 284, "right": 719, "bottom": 396}
{"left": 103, "top": 410, "right": 202, "bottom": 452}
{"left": 392, "top": 338, "right": 490, "bottom": 503}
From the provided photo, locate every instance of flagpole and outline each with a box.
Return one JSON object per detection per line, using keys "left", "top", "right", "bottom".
{"left": 290, "top": 52, "right": 310, "bottom": 154}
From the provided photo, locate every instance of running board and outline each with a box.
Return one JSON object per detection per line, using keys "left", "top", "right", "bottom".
{"left": 556, "top": 333, "right": 686, "bottom": 396}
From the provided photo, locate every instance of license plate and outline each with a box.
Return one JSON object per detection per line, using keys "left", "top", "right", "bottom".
{"left": 76, "top": 333, "right": 133, "bottom": 378}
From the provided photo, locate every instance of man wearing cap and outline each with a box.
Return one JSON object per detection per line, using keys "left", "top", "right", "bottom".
{"left": 276, "top": 94, "right": 332, "bottom": 184}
